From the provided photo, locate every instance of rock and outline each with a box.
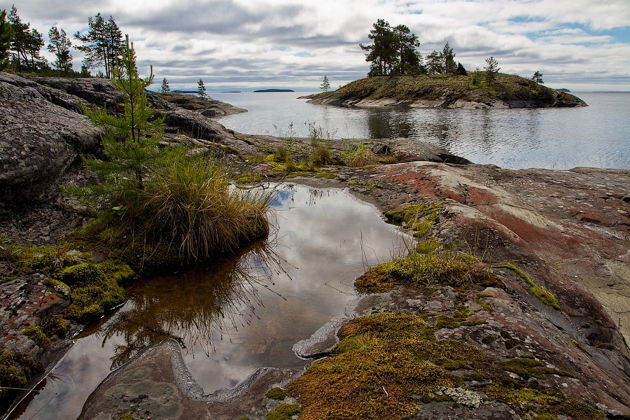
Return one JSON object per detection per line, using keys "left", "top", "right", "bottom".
{"left": 371, "top": 142, "right": 391, "bottom": 155}
{"left": 0, "top": 72, "right": 102, "bottom": 202}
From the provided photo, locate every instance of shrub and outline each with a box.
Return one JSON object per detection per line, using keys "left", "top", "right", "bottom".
{"left": 125, "top": 154, "right": 270, "bottom": 263}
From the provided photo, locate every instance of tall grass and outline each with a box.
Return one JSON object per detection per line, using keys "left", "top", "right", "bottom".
{"left": 128, "top": 154, "right": 271, "bottom": 263}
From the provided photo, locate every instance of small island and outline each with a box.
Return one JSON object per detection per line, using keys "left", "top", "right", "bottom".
{"left": 305, "top": 19, "right": 585, "bottom": 109}
{"left": 253, "top": 88, "right": 295, "bottom": 92}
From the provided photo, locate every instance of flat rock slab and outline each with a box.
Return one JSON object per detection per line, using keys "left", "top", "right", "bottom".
{"left": 79, "top": 341, "right": 299, "bottom": 420}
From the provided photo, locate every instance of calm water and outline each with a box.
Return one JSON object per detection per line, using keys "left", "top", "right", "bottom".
{"left": 214, "top": 91, "right": 630, "bottom": 170}
{"left": 14, "top": 184, "right": 406, "bottom": 420}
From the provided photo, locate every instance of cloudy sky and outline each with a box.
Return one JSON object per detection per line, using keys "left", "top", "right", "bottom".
{"left": 4, "top": 0, "right": 630, "bottom": 91}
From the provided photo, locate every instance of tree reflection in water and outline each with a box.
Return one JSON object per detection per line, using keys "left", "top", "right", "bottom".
{"left": 99, "top": 240, "right": 285, "bottom": 369}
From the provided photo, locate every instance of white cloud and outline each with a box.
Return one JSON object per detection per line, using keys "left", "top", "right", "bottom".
{"left": 2, "top": 0, "right": 630, "bottom": 90}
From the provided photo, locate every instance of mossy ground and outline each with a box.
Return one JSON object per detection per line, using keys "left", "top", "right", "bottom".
{"left": 384, "top": 203, "right": 442, "bottom": 238}
{"left": 288, "top": 312, "right": 603, "bottom": 420}
{"left": 355, "top": 251, "right": 497, "bottom": 293}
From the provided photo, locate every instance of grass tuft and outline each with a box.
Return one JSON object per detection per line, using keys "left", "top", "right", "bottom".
{"left": 495, "top": 263, "right": 560, "bottom": 309}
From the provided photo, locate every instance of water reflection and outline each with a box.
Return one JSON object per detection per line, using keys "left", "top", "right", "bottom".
{"left": 16, "top": 183, "right": 407, "bottom": 420}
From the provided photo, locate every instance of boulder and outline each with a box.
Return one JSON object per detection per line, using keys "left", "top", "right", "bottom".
{"left": 0, "top": 73, "right": 102, "bottom": 202}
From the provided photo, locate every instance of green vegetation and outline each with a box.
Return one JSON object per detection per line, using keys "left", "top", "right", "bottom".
{"left": 320, "top": 75, "right": 330, "bottom": 92}
{"left": 74, "top": 13, "right": 122, "bottom": 78}
{"left": 66, "top": 37, "right": 270, "bottom": 268}
{"left": 198, "top": 79, "right": 207, "bottom": 98}
{"left": 499, "top": 357, "right": 575, "bottom": 380}
{"left": 356, "top": 251, "right": 497, "bottom": 293}
{"left": 265, "top": 403, "right": 301, "bottom": 420}
{"left": 265, "top": 387, "right": 288, "bottom": 400}
{"left": 384, "top": 203, "right": 442, "bottom": 238}
{"left": 0, "top": 352, "right": 42, "bottom": 408}
{"left": 360, "top": 19, "right": 423, "bottom": 76}
{"left": 495, "top": 263, "right": 560, "bottom": 309}
{"left": 287, "top": 312, "right": 602, "bottom": 420}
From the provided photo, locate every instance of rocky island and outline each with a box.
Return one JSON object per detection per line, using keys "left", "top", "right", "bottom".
{"left": 302, "top": 74, "right": 586, "bottom": 109}
{"left": 1, "top": 70, "right": 629, "bottom": 420}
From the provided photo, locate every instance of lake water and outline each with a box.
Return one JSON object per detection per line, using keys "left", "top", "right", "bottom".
{"left": 13, "top": 184, "right": 407, "bottom": 420}
{"left": 213, "top": 91, "right": 630, "bottom": 170}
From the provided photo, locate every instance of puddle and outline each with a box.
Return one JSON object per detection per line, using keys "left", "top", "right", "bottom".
{"left": 13, "top": 183, "right": 407, "bottom": 419}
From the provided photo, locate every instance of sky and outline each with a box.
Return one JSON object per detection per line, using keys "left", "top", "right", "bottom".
{"left": 4, "top": 0, "right": 630, "bottom": 91}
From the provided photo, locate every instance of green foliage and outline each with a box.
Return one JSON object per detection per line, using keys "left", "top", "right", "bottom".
{"left": 0, "top": 10, "right": 12, "bottom": 70}
{"left": 47, "top": 26, "right": 72, "bottom": 72}
{"left": 484, "top": 56, "right": 500, "bottom": 84}
{"left": 74, "top": 13, "right": 122, "bottom": 78}
{"left": 360, "top": 19, "right": 424, "bottom": 76}
{"left": 265, "top": 387, "right": 288, "bottom": 400}
{"left": 495, "top": 263, "right": 560, "bottom": 309}
{"left": 532, "top": 70, "right": 544, "bottom": 84}
{"left": 7, "top": 6, "right": 46, "bottom": 71}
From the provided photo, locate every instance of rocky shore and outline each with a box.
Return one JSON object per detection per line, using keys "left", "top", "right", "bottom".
{"left": 1, "top": 73, "right": 628, "bottom": 419}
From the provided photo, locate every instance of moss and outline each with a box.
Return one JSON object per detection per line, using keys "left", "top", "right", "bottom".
{"left": 265, "top": 403, "right": 301, "bottom": 420}
{"left": 356, "top": 252, "right": 497, "bottom": 293}
{"left": 57, "top": 263, "right": 105, "bottom": 287}
{"left": 236, "top": 173, "right": 264, "bottom": 185}
{"left": 119, "top": 413, "right": 134, "bottom": 420}
{"left": 495, "top": 263, "right": 560, "bottom": 309}
{"left": 65, "top": 279, "right": 125, "bottom": 322}
{"left": 500, "top": 358, "right": 575, "bottom": 380}
{"left": 288, "top": 313, "right": 487, "bottom": 420}
{"left": 4, "top": 245, "right": 86, "bottom": 277}
{"left": 288, "top": 312, "right": 601, "bottom": 420}
{"left": 39, "top": 316, "right": 68, "bottom": 338}
{"left": 0, "top": 352, "right": 43, "bottom": 407}
{"left": 22, "top": 326, "right": 49, "bottom": 348}
{"left": 415, "top": 239, "right": 441, "bottom": 254}
{"left": 265, "top": 387, "right": 288, "bottom": 400}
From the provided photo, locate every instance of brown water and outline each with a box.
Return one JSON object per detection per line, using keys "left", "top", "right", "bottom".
{"left": 13, "top": 183, "right": 407, "bottom": 420}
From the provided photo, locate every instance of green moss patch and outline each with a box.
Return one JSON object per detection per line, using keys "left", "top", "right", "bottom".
{"left": 356, "top": 252, "right": 497, "bottom": 293}
{"left": 500, "top": 358, "right": 575, "bottom": 380}
{"left": 384, "top": 203, "right": 442, "bottom": 238}
{"left": 495, "top": 263, "right": 560, "bottom": 309}
{"left": 265, "top": 387, "right": 288, "bottom": 400}
{"left": 0, "top": 352, "right": 43, "bottom": 408}
{"left": 22, "top": 326, "right": 49, "bottom": 348}
{"left": 265, "top": 403, "right": 301, "bottom": 420}
{"left": 288, "top": 312, "right": 602, "bottom": 420}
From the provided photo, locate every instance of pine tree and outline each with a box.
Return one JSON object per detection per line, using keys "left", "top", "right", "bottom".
{"left": 8, "top": 6, "right": 45, "bottom": 70}
{"left": 532, "top": 70, "right": 544, "bottom": 84}
{"left": 484, "top": 57, "right": 500, "bottom": 84}
{"left": 360, "top": 19, "right": 397, "bottom": 76}
{"left": 79, "top": 35, "right": 161, "bottom": 192}
{"left": 161, "top": 77, "right": 170, "bottom": 93}
{"left": 442, "top": 42, "right": 456, "bottom": 74}
{"left": 425, "top": 50, "right": 443, "bottom": 74}
{"left": 320, "top": 75, "right": 330, "bottom": 92}
{"left": 48, "top": 26, "right": 72, "bottom": 73}
{"left": 393, "top": 24, "right": 422, "bottom": 75}
{"left": 197, "top": 79, "right": 207, "bottom": 98}
{"left": 456, "top": 62, "right": 467, "bottom": 76}
{"left": 0, "top": 10, "right": 12, "bottom": 70}
{"left": 75, "top": 14, "right": 123, "bottom": 78}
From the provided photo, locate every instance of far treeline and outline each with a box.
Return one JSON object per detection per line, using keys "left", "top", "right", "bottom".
{"left": 360, "top": 19, "right": 543, "bottom": 85}
{"left": 0, "top": 5, "right": 124, "bottom": 77}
